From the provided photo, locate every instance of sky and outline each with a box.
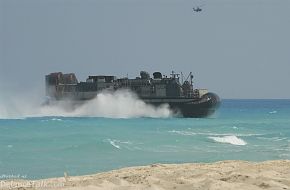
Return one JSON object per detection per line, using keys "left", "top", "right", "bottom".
{"left": 0, "top": 0, "right": 290, "bottom": 99}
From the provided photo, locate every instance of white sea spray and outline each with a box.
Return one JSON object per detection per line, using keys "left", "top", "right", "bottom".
{"left": 0, "top": 90, "right": 172, "bottom": 119}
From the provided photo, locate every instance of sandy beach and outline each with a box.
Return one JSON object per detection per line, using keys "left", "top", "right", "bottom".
{"left": 1, "top": 160, "right": 290, "bottom": 190}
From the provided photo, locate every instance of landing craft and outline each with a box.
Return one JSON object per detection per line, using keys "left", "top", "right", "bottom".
{"left": 45, "top": 71, "right": 220, "bottom": 118}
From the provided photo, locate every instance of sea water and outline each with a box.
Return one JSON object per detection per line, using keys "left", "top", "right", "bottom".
{"left": 0, "top": 99, "right": 290, "bottom": 179}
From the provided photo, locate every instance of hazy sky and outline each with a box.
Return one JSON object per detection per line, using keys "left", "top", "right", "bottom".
{"left": 1, "top": 0, "right": 290, "bottom": 98}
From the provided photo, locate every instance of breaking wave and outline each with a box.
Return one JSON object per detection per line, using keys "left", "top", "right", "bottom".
{"left": 0, "top": 90, "right": 172, "bottom": 119}
{"left": 269, "top": 110, "right": 278, "bottom": 114}
{"left": 106, "top": 139, "right": 135, "bottom": 150}
{"left": 108, "top": 139, "right": 121, "bottom": 149}
{"left": 208, "top": 135, "right": 247, "bottom": 146}
{"left": 169, "top": 130, "right": 263, "bottom": 137}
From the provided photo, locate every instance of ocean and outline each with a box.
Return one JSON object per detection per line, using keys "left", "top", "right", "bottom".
{"left": 0, "top": 99, "right": 290, "bottom": 179}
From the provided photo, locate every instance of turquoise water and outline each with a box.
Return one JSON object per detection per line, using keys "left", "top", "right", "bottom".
{"left": 0, "top": 99, "right": 290, "bottom": 179}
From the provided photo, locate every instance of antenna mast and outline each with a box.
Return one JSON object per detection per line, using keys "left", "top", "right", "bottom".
{"left": 181, "top": 72, "right": 184, "bottom": 84}
{"left": 190, "top": 72, "right": 193, "bottom": 86}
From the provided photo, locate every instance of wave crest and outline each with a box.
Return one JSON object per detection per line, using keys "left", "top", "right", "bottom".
{"left": 208, "top": 135, "right": 247, "bottom": 146}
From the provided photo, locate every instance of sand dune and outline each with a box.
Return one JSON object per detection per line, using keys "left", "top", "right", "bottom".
{"left": 1, "top": 160, "right": 290, "bottom": 190}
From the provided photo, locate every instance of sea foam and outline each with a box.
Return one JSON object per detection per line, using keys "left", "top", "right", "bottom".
{"left": 208, "top": 135, "right": 247, "bottom": 146}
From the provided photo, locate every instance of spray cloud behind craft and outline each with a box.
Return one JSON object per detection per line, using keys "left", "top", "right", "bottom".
{"left": 0, "top": 89, "right": 172, "bottom": 119}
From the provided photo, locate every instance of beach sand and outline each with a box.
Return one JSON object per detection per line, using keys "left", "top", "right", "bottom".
{"left": 1, "top": 160, "right": 290, "bottom": 190}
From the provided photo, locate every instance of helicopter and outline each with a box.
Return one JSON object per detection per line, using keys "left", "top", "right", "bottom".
{"left": 192, "top": 3, "right": 205, "bottom": 13}
{"left": 192, "top": 6, "right": 202, "bottom": 12}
